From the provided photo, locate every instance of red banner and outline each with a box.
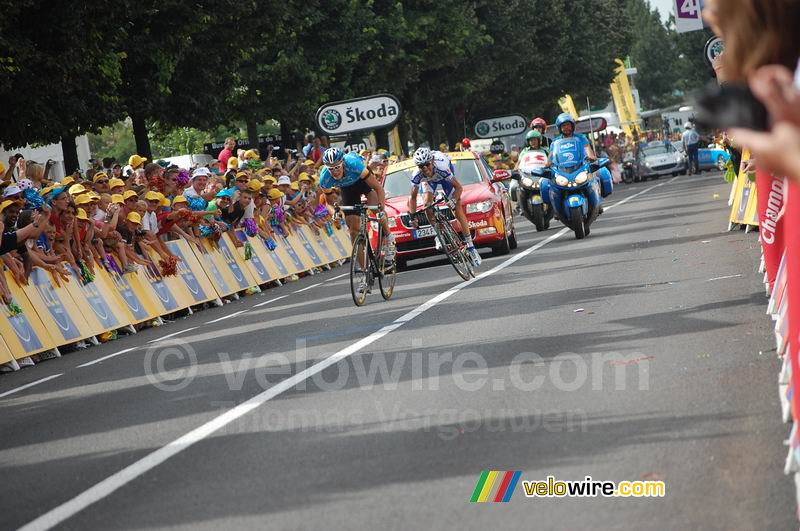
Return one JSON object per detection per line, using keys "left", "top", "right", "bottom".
{"left": 785, "top": 181, "right": 800, "bottom": 422}
{"left": 756, "top": 169, "right": 786, "bottom": 290}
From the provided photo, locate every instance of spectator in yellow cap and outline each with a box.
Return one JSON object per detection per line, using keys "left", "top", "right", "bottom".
{"left": 69, "top": 183, "right": 87, "bottom": 196}
{"left": 128, "top": 154, "right": 147, "bottom": 171}
{"left": 93, "top": 171, "right": 110, "bottom": 195}
{"left": 108, "top": 178, "right": 125, "bottom": 194}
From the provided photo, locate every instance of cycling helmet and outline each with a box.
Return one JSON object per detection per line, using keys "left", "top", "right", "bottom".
{"left": 526, "top": 130, "right": 542, "bottom": 142}
{"left": 555, "top": 113, "right": 576, "bottom": 131}
{"left": 322, "top": 147, "right": 345, "bottom": 166}
{"left": 413, "top": 147, "right": 433, "bottom": 166}
{"left": 461, "top": 138, "right": 471, "bottom": 148}
{"left": 530, "top": 117, "right": 547, "bottom": 129}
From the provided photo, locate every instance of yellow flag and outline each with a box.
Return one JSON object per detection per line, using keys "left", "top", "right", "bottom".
{"left": 610, "top": 59, "right": 641, "bottom": 137}
{"left": 558, "top": 95, "right": 579, "bottom": 118}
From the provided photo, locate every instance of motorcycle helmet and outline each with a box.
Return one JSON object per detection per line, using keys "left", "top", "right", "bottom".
{"left": 526, "top": 130, "right": 542, "bottom": 142}
{"left": 555, "top": 113, "right": 576, "bottom": 132}
{"left": 322, "top": 147, "right": 345, "bottom": 166}
{"left": 530, "top": 117, "right": 547, "bottom": 129}
{"left": 413, "top": 147, "right": 433, "bottom": 166}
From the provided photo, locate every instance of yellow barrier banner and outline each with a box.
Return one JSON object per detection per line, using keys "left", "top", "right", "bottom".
{"left": 276, "top": 233, "right": 307, "bottom": 274}
{"left": 330, "top": 224, "right": 353, "bottom": 259}
{"left": 0, "top": 335, "right": 14, "bottom": 365}
{"left": 303, "top": 225, "right": 338, "bottom": 265}
{"left": 217, "top": 233, "right": 260, "bottom": 288}
{"left": 22, "top": 267, "right": 101, "bottom": 345}
{"left": 2, "top": 271, "right": 56, "bottom": 358}
{"left": 67, "top": 264, "right": 132, "bottom": 332}
{"left": 231, "top": 231, "right": 279, "bottom": 285}
{"left": 195, "top": 235, "right": 256, "bottom": 297}
{"left": 293, "top": 226, "right": 328, "bottom": 267}
{"left": 135, "top": 256, "right": 192, "bottom": 315}
{"left": 285, "top": 231, "right": 320, "bottom": 271}
{"left": 91, "top": 266, "right": 138, "bottom": 326}
{"left": 165, "top": 240, "right": 219, "bottom": 305}
{"left": 728, "top": 151, "right": 758, "bottom": 228}
{"left": 104, "top": 264, "right": 161, "bottom": 324}
{"left": 254, "top": 236, "right": 293, "bottom": 278}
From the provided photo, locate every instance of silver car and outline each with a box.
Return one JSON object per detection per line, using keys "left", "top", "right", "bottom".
{"left": 635, "top": 141, "right": 687, "bottom": 180}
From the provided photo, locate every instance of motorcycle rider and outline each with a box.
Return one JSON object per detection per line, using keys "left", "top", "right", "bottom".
{"left": 513, "top": 129, "right": 550, "bottom": 219}
{"left": 548, "top": 113, "right": 596, "bottom": 167}
{"left": 529, "top": 117, "right": 551, "bottom": 149}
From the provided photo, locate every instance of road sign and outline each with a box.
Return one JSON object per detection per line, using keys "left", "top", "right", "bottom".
{"left": 674, "top": 0, "right": 707, "bottom": 33}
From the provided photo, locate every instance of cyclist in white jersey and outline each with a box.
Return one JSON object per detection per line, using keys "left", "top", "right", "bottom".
{"left": 407, "top": 147, "right": 481, "bottom": 266}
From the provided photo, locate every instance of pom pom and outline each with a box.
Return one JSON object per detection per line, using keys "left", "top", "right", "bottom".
{"left": 78, "top": 260, "right": 95, "bottom": 285}
{"left": 176, "top": 169, "right": 191, "bottom": 187}
{"left": 265, "top": 237, "right": 277, "bottom": 251}
{"left": 7, "top": 300, "right": 23, "bottom": 316}
{"left": 246, "top": 159, "right": 264, "bottom": 171}
{"left": 274, "top": 205, "right": 286, "bottom": 224}
{"left": 105, "top": 255, "right": 122, "bottom": 275}
{"left": 314, "top": 205, "right": 329, "bottom": 219}
{"left": 244, "top": 241, "right": 253, "bottom": 260}
{"left": 243, "top": 218, "right": 258, "bottom": 238}
{"left": 325, "top": 221, "right": 334, "bottom": 236}
{"left": 158, "top": 256, "right": 178, "bottom": 276}
{"left": 23, "top": 188, "right": 44, "bottom": 210}
{"left": 186, "top": 195, "right": 208, "bottom": 211}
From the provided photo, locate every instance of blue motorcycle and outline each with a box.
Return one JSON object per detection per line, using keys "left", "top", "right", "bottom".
{"left": 538, "top": 157, "right": 613, "bottom": 239}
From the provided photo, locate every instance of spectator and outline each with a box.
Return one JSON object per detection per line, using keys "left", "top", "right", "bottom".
{"left": 305, "top": 136, "right": 325, "bottom": 164}
{"left": 93, "top": 171, "right": 110, "bottom": 195}
{"left": 128, "top": 154, "right": 147, "bottom": 172}
{"left": 218, "top": 137, "right": 237, "bottom": 170}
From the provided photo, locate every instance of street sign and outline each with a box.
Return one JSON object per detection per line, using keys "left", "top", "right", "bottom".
{"left": 315, "top": 94, "right": 402, "bottom": 136}
{"left": 704, "top": 36, "right": 724, "bottom": 70}
{"left": 674, "top": 0, "right": 707, "bottom": 33}
{"left": 474, "top": 115, "right": 528, "bottom": 139}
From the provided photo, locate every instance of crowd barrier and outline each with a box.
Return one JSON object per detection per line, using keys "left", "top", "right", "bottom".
{"left": 0, "top": 224, "right": 352, "bottom": 367}
{"left": 727, "top": 149, "right": 759, "bottom": 231}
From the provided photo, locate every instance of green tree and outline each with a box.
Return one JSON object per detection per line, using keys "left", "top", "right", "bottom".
{"left": 0, "top": 0, "right": 127, "bottom": 170}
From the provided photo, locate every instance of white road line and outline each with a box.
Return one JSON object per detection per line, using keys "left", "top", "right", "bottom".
{"left": 19, "top": 180, "right": 670, "bottom": 530}
{"left": 293, "top": 282, "right": 323, "bottom": 293}
{"left": 707, "top": 274, "right": 743, "bottom": 282}
{"left": 327, "top": 272, "right": 349, "bottom": 281}
{"left": 0, "top": 374, "right": 63, "bottom": 399}
{"left": 204, "top": 310, "right": 248, "bottom": 324}
{"left": 147, "top": 327, "right": 198, "bottom": 344}
{"left": 76, "top": 348, "right": 136, "bottom": 369}
{"left": 252, "top": 295, "right": 289, "bottom": 308}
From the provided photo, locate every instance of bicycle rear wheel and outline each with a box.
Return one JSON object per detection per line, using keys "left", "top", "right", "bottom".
{"left": 433, "top": 216, "right": 471, "bottom": 281}
{"left": 377, "top": 227, "right": 396, "bottom": 300}
{"left": 350, "top": 233, "right": 369, "bottom": 306}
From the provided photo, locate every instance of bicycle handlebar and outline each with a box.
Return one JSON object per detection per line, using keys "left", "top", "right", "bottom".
{"left": 335, "top": 204, "right": 382, "bottom": 213}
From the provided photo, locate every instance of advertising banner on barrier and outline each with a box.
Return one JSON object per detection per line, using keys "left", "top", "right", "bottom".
{"left": 303, "top": 225, "right": 337, "bottom": 265}
{"left": 105, "top": 265, "right": 161, "bottom": 324}
{"left": 217, "top": 233, "right": 260, "bottom": 289}
{"left": 729, "top": 174, "right": 756, "bottom": 227}
{"left": 784, "top": 181, "right": 800, "bottom": 421}
{"left": 232, "top": 231, "right": 279, "bottom": 285}
{"left": 293, "top": 227, "right": 324, "bottom": 267}
{"left": 166, "top": 240, "right": 218, "bottom": 305}
{"left": 136, "top": 257, "right": 187, "bottom": 315}
{"left": 23, "top": 267, "right": 100, "bottom": 345}
{"left": 193, "top": 242, "right": 236, "bottom": 298}
{"left": 330, "top": 225, "right": 353, "bottom": 259}
{"left": 2, "top": 272, "right": 55, "bottom": 358}
{"left": 196, "top": 236, "right": 256, "bottom": 297}
{"left": 0, "top": 335, "right": 14, "bottom": 365}
{"left": 66, "top": 265, "right": 132, "bottom": 331}
{"left": 278, "top": 233, "right": 307, "bottom": 273}
{"left": 756, "top": 170, "right": 786, "bottom": 289}
{"left": 258, "top": 236, "right": 292, "bottom": 278}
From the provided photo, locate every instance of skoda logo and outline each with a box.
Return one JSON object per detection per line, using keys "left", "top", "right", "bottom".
{"left": 476, "top": 122, "right": 490, "bottom": 137}
{"left": 322, "top": 109, "right": 342, "bottom": 131}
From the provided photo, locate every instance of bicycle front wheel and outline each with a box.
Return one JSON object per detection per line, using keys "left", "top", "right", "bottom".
{"left": 350, "top": 233, "right": 369, "bottom": 306}
{"left": 378, "top": 228, "right": 397, "bottom": 300}
{"left": 433, "top": 218, "right": 471, "bottom": 281}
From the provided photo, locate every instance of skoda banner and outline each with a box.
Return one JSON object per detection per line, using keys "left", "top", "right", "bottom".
{"left": 474, "top": 115, "right": 528, "bottom": 139}
{"left": 316, "top": 94, "right": 402, "bottom": 136}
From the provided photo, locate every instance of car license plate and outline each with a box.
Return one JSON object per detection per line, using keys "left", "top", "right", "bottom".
{"left": 412, "top": 227, "right": 436, "bottom": 239}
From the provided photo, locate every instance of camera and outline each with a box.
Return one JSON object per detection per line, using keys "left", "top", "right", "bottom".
{"left": 694, "top": 82, "right": 769, "bottom": 132}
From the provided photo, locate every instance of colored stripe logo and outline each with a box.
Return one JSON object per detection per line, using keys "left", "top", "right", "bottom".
{"left": 470, "top": 471, "right": 521, "bottom": 502}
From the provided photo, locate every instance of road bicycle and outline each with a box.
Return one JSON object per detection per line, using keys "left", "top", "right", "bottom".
{"left": 337, "top": 204, "right": 397, "bottom": 306}
{"left": 413, "top": 196, "right": 475, "bottom": 281}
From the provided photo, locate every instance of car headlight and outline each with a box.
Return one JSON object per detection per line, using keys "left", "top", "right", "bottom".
{"left": 388, "top": 216, "right": 397, "bottom": 228}
{"left": 644, "top": 161, "right": 651, "bottom": 167}
{"left": 521, "top": 177, "right": 534, "bottom": 188}
{"left": 466, "top": 200, "right": 493, "bottom": 214}
{"left": 575, "top": 171, "right": 589, "bottom": 185}
{"left": 555, "top": 175, "right": 569, "bottom": 186}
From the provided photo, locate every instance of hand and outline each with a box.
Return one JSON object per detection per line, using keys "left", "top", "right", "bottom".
{"left": 731, "top": 123, "right": 800, "bottom": 182}
{"left": 17, "top": 158, "right": 26, "bottom": 174}
{"left": 748, "top": 65, "right": 800, "bottom": 128}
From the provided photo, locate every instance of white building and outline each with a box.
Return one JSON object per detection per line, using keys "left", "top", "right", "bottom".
{"left": 0, "top": 136, "right": 91, "bottom": 181}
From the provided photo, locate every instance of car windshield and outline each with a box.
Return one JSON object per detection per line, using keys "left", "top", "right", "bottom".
{"left": 642, "top": 145, "right": 674, "bottom": 157}
{"left": 382, "top": 158, "right": 484, "bottom": 199}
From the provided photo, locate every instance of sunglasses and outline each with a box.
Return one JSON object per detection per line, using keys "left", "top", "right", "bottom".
{"left": 325, "top": 162, "right": 344, "bottom": 170}
{"left": 418, "top": 161, "right": 432, "bottom": 169}
{"left": 96, "top": 180, "right": 109, "bottom": 184}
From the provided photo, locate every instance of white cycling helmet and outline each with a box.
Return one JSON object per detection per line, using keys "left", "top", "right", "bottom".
{"left": 413, "top": 147, "right": 433, "bottom": 166}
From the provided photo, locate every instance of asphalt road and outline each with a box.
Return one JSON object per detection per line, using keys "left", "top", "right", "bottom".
{"left": 1, "top": 172, "right": 794, "bottom": 530}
